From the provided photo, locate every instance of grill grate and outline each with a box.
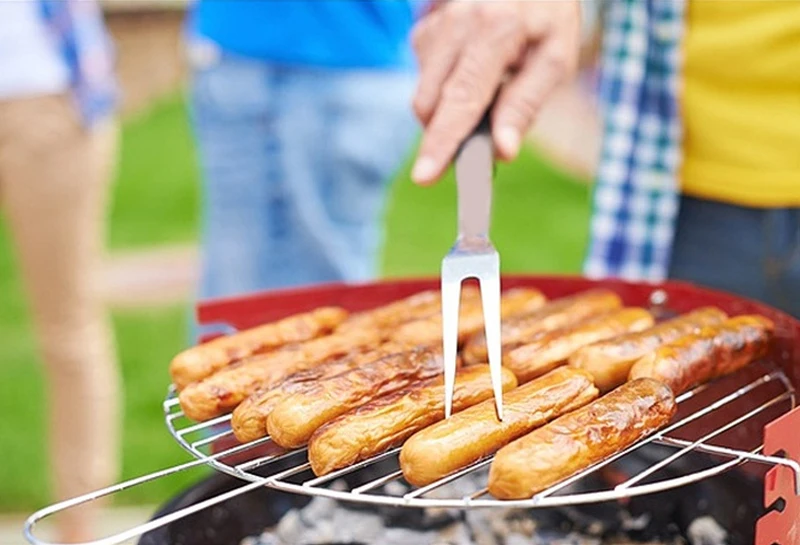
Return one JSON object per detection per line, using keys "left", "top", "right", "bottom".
{"left": 21, "top": 277, "right": 800, "bottom": 545}
{"left": 23, "top": 366, "right": 800, "bottom": 545}
{"left": 163, "top": 365, "right": 799, "bottom": 509}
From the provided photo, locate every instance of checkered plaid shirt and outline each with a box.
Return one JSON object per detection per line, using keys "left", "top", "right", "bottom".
{"left": 40, "top": 0, "right": 117, "bottom": 126}
{"left": 583, "top": 0, "right": 686, "bottom": 282}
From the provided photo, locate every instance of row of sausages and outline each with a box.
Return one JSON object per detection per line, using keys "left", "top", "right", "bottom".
{"left": 169, "top": 287, "right": 773, "bottom": 500}
{"left": 173, "top": 287, "right": 546, "bottom": 421}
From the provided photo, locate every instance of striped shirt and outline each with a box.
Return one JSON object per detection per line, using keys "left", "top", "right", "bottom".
{"left": 39, "top": 0, "right": 117, "bottom": 126}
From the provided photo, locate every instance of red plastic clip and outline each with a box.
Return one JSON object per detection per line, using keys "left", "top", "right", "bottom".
{"left": 756, "top": 406, "right": 800, "bottom": 545}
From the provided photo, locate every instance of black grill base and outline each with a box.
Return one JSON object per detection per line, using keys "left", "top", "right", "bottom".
{"left": 138, "top": 451, "right": 762, "bottom": 545}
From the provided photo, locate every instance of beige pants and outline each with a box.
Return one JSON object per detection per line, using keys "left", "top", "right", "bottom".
{"left": 0, "top": 95, "right": 120, "bottom": 543}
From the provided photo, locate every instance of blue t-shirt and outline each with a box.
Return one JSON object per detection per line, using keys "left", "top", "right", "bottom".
{"left": 189, "top": 0, "right": 422, "bottom": 70}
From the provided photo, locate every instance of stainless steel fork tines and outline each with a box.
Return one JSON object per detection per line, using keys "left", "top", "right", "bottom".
{"left": 441, "top": 114, "right": 503, "bottom": 422}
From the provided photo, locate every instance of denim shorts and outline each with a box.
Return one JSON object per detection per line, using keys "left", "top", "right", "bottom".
{"left": 188, "top": 47, "right": 418, "bottom": 306}
{"left": 669, "top": 196, "right": 800, "bottom": 318}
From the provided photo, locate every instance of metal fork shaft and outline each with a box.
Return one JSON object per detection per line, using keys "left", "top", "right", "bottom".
{"left": 441, "top": 276, "right": 462, "bottom": 419}
{"left": 455, "top": 131, "right": 493, "bottom": 238}
{"left": 479, "top": 273, "right": 504, "bottom": 421}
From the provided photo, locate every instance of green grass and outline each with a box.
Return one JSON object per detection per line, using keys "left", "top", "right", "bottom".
{"left": 0, "top": 248, "right": 203, "bottom": 509}
{"left": 0, "top": 228, "right": 48, "bottom": 509}
{"left": 0, "top": 94, "right": 590, "bottom": 512}
{"left": 0, "top": 95, "right": 204, "bottom": 512}
{"left": 109, "top": 94, "right": 201, "bottom": 250}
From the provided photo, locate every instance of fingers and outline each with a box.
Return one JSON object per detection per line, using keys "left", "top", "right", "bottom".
{"left": 412, "top": 18, "right": 526, "bottom": 185}
{"left": 492, "top": 33, "right": 579, "bottom": 161}
{"left": 410, "top": 0, "right": 581, "bottom": 185}
{"left": 411, "top": 10, "right": 470, "bottom": 126}
{"left": 411, "top": 45, "right": 506, "bottom": 184}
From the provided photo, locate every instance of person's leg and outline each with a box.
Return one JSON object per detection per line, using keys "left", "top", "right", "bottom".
{"left": 190, "top": 53, "right": 282, "bottom": 301}
{"left": 277, "top": 67, "right": 418, "bottom": 283}
{"left": 190, "top": 57, "right": 418, "bottom": 315}
{"left": 189, "top": 52, "right": 344, "bottom": 312}
{"left": 668, "top": 196, "right": 770, "bottom": 302}
{"left": 669, "top": 196, "right": 800, "bottom": 318}
{"left": 765, "top": 208, "right": 800, "bottom": 318}
{"left": 0, "top": 95, "right": 119, "bottom": 543}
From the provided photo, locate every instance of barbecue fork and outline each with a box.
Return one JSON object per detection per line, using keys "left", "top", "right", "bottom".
{"left": 441, "top": 111, "right": 504, "bottom": 421}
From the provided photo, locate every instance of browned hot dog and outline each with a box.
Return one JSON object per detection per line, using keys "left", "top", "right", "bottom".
{"left": 230, "top": 343, "right": 407, "bottom": 443}
{"left": 398, "top": 367, "right": 598, "bottom": 487}
{"left": 628, "top": 315, "right": 774, "bottom": 395}
{"left": 308, "top": 365, "right": 518, "bottom": 476}
{"left": 488, "top": 378, "right": 676, "bottom": 499}
{"left": 505, "top": 307, "right": 654, "bottom": 384}
{"left": 267, "top": 346, "right": 445, "bottom": 449}
{"left": 170, "top": 307, "right": 348, "bottom": 391}
{"left": 178, "top": 328, "right": 381, "bottom": 421}
{"left": 569, "top": 307, "right": 728, "bottom": 392}
{"left": 336, "top": 289, "right": 450, "bottom": 336}
{"left": 462, "top": 289, "right": 623, "bottom": 365}
{"left": 391, "top": 288, "right": 547, "bottom": 347}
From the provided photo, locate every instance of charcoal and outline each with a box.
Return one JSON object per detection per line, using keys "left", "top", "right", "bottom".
{"left": 436, "top": 521, "right": 474, "bottom": 545}
{"left": 379, "top": 522, "right": 472, "bottom": 545}
{"left": 464, "top": 508, "right": 501, "bottom": 545}
{"left": 330, "top": 507, "right": 385, "bottom": 543}
{"left": 383, "top": 480, "right": 409, "bottom": 496}
{"left": 505, "top": 532, "right": 538, "bottom": 545}
{"left": 300, "top": 497, "right": 338, "bottom": 524}
{"left": 685, "top": 517, "right": 727, "bottom": 545}
{"left": 380, "top": 528, "right": 439, "bottom": 545}
{"left": 273, "top": 510, "right": 305, "bottom": 543}
{"left": 530, "top": 531, "right": 602, "bottom": 545}
{"left": 232, "top": 449, "right": 756, "bottom": 545}
{"left": 244, "top": 533, "right": 281, "bottom": 545}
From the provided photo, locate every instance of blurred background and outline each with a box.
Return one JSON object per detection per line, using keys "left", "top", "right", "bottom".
{"left": 0, "top": 0, "right": 599, "bottom": 540}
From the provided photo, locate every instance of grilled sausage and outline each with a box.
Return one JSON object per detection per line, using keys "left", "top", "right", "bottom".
{"left": 268, "top": 346, "right": 445, "bottom": 449}
{"left": 628, "top": 315, "right": 774, "bottom": 395}
{"left": 231, "top": 343, "right": 407, "bottom": 443}
{"left": 336, "top": 290, "right": 452, "bottom": 336}
{"left": 391, "top": 288, "right": 547, "bottom": 347}
{"left": 462, "top": 289, "right": 622, "bottom": 365}
{"left": 170, "top": 307, "right": 348, "bottom": 391}
{"left": 178, "top": 328, "right": 382, "bottom": 421}
{"left": 505, "top": 308, "right": 654, "bottom": 384}
{"left": 308, "top": 365, "right": 519, "bottom": 476}
{"left": 569, "top": 307, "right": 728, "bottom": 392}
{"left": 488, "top": 378, "right": 676, "bottom": 499}
{"left": 398, "top": 367, "right": 598, "bottom": 487}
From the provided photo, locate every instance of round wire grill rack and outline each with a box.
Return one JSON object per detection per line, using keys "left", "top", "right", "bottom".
{"left": 24, "top": 368, "right": 800, "bottom": 545}
{"left": 163, "top": 362, "right": 800, "bottom": 509}
{"left": 22, "top": 276, "right": 800, "bottom": 545}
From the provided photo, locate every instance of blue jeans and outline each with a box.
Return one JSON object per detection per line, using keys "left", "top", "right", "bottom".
{"left": 189, "top": 53, "right": 418, "bottom": 303}
{"left": 668, "top": 196, "right": 800, "bottom": 318}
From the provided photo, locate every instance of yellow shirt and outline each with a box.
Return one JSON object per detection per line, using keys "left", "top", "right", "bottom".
{"left": 682, "top": 0, "right": 800, "bottom": 207}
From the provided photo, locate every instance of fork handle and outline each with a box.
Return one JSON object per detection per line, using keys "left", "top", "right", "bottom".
{"left": 454, "top": 109, "right": 495, "bottom": 240}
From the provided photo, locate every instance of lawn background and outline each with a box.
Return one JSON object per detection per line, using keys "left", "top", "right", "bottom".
{"left": 0, "top": 95, "right": 590, "bottom": 510}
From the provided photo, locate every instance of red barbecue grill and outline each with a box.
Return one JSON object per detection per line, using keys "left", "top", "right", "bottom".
{"left": 23, "top": 276, "right": 800, "bottom": 545}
